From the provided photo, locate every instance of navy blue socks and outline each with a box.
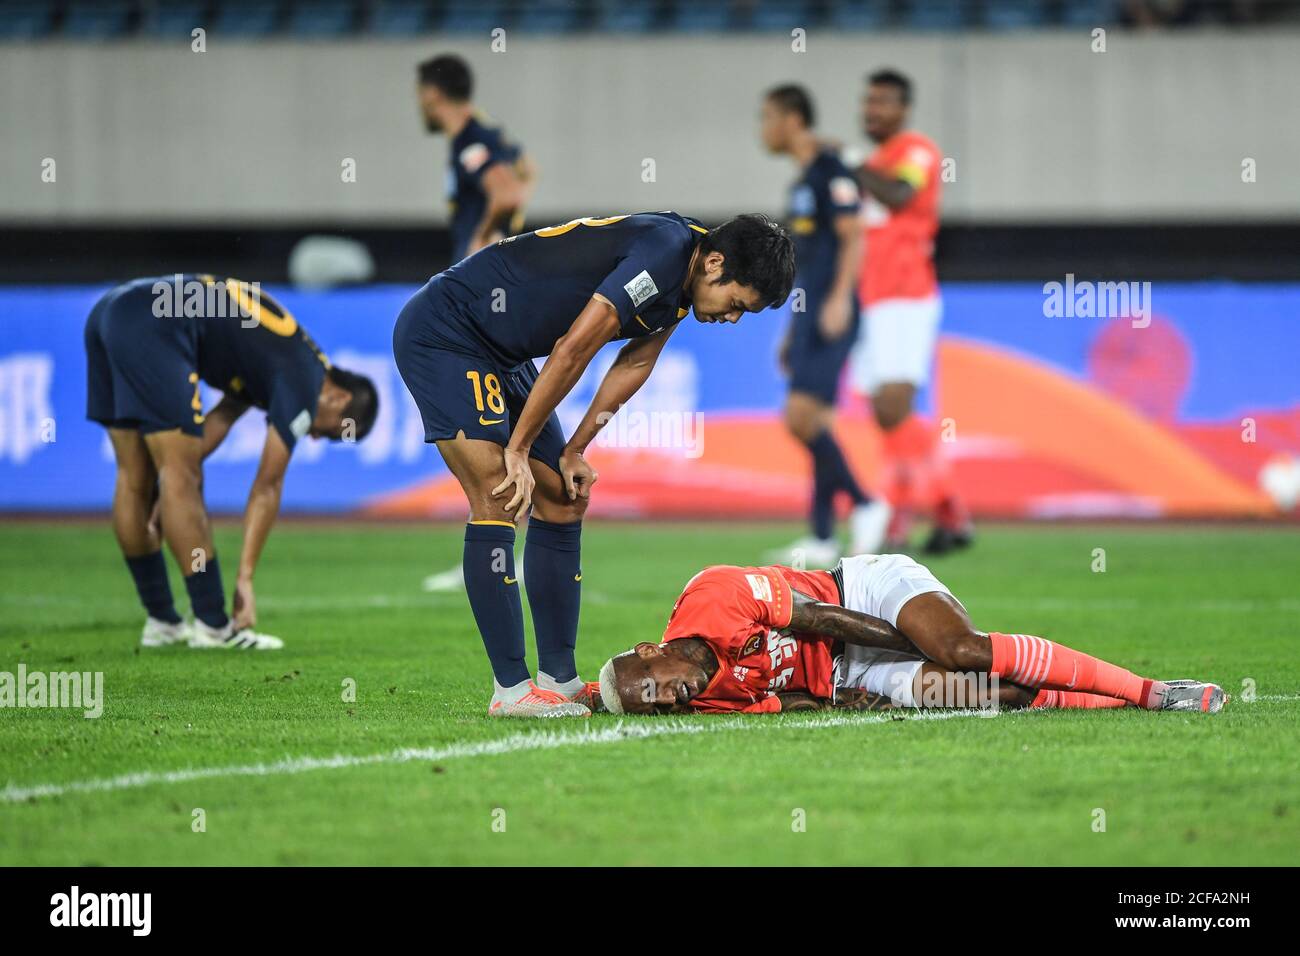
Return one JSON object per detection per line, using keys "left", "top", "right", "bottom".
{"left": 807, "top": 430, "right": 868, "bottom": 539}
{"left": 125, "top": 550, "right": 182, "bottom": 624}
{"left": 463, "top": 522, "right": 530, "bottom": 687}
{"left": 523, "top": 517, "right": 582, "bottom": 683}
{"left": 183, "top": 554, "right": 229, "bottom": 629}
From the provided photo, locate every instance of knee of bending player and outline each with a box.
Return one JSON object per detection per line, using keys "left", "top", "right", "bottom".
{"left": 532, "top": 490, "right": 588, "bottom": 524}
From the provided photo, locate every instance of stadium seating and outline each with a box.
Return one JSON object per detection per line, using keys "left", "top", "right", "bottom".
{"left": 750, "top": 0, "right": 810, "bottom": 32}
{"left": 0, "top": 0, "right": 1153, "bottom": 41}
{"left": 212, "top": 0, "right": 283, "bottom": 36}
{"left": 139, "top": 0, "right": 209, "bottom": 37}
{"left": 437, "top": 0, "right": 506, "bottom": 34}
{"left": 827, "top": 0, "right": 890, "bottom": 30}
{"left": 591, "top": 0, "right": 656, "bottom": 33}
{"left": 0, "top": 0, "right": 57, "bottom": 38}
{"left": 668, "top": 0, "right": 733, "bottom": 33}
{"left": 62, "top": 0, "right": 134, "bottom": 38}
{"left": 982, "top": 0, "right": 1050, "bottom": 29}
{"left": 368, "top": 0, "right": 432, "bottom": 35}
{"left": 284, "top": 0, "right": 357, "bottom": 36}
{"left": 516, "top": 0, "right": 581, "bottom": 34}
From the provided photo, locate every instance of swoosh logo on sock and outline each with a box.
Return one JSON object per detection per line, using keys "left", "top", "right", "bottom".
{"left": 503, "top": 576, "right": 517, "bottom": 584}
{"left": 574, "top": 573, "right": 582, "bottom": 582}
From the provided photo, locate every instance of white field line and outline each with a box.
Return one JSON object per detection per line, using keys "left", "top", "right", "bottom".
{"left": 0, "top": 708, "right": 1003, "bottom": 805}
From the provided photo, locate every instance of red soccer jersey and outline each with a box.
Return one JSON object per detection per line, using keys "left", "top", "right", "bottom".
{"left": 661, "top": 565, "right": 840, "bottom": 714}
{"left": 858, "top": 129, "right": 942, "bottom": 306}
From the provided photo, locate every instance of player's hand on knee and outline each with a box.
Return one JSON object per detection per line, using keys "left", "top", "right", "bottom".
{"left": 559, "top": 448, "right": 598, "bottom": 501}
{"left": 493, "top": 446, "right": 535, "bottom": 518}
{"left": 232, "top": 577, "right": 257, "bottom": 629}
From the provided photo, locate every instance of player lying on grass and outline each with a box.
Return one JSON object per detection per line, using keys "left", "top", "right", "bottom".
{"left": 393, "top": 212, "right": 795, "bottom": 718}
{"left": 594, "top": 555, "right": 1226, "bottom": 715}
{"left": 86, "top": 275, "right": 378, "bottom": 650}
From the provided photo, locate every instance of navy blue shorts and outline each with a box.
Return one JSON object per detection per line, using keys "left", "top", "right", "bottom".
{"left": 392, "top": 286, "right": 567, "bottom": 475}
{"left": 786, "top": 306, "right": 858, "bottom": 405}
{"left": 85, "top": 280, "right": 205, "bottom": 436}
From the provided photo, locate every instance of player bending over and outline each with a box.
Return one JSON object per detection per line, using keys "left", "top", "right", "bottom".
{"left": 86, "top": 275, "right": 378, "bottom": 650}
{"left": 393, "top": 213, "right": 795, "bottom": 718}
{"left": 595, "top": 556, "right": 1226, "bottom": 716}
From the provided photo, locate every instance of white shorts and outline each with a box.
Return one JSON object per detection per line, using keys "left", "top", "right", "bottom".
{"left": 849, "top": 295, "right": 942, "bottom": 393}
{"left": 832, "top": 553, "right": 958, "bottom": 707}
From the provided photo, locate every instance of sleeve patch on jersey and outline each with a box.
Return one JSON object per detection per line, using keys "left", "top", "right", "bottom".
{"left": 459, "top": 142, "right": 491, "bottom": 174}
{"left": 830, "top": 176, "right": 860, "bottom": 206}
{"left": 290, "top": 409, "right": 312, "bottom": 439}
{"left": 624, "top": 269, "right": 660, "bottom": 308}
{"left": 746, "top": 572, "right": 774, "bottom": 602}
{"left": 740, "top": 633, "right": 764, "bottom": 658}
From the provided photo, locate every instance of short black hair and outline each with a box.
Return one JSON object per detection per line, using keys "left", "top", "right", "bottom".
{"left": 765, "top": 83, "right": 815, "bottom": 128}
{"left": 867, "top": 68, "right": 912, "bottom": 106}
{"left": 417, "top": 54, "right": 472, "bottom": 101}
{"left": 700, "top": 214, "right": 796, "bottom": 310}
{"left": 327, "top": 366, "right": 379, "bottom": 442}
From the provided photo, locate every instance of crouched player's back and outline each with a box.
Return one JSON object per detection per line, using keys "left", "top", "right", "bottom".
{"left": 396, "top": 211, "right": 706, "bottom": 369}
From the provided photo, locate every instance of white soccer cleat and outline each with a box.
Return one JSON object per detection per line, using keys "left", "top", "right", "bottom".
{"left": 188, "top": 620, "right": 284, "bottom": 650}
{"left": 1159, "top": 679, "right": 1228, "bottom": 714}
{"left": 140, "top": 617, "right": 191, "bottom": 648}
{"left": 766, "top": 536, "right": 842, "bottom": 569}
{"left": 849, "top": 499, "right": 893, "bottom": 556}
{"left": 489, "top": 680, "right": 590, "bottom": 718}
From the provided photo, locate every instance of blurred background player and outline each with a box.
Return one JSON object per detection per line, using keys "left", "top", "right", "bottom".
{"left": 760, "top": 84, "right": 890, "bottom": 568}
{"left": 85, "top": 275, "right": 378, "bottom": 650}
{"left": 852, "top": 69, "right": 972, "bottom": 555}
{"left": 417, "top": 53, "right": 536, "bottom": 263}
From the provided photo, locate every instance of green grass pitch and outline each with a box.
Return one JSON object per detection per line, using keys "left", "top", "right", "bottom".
{"left": 1, "top": 520, "right": 1297, "bottom": 866}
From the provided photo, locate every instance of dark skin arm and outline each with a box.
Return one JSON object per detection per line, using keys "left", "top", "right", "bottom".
{"left": 855, "top": 166, "right": 915, "bottom": 210}
{"left": 787, "top": 587, "right": 921, "bottom": 655}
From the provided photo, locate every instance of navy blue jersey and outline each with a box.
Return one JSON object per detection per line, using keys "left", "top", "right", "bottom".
{"left": 422, "top": 212, "right": 707, "bottom": 367}
{"left": 787, "top": 149, "right": 860, "bottom": 304}
{"left": 189, "top": 276, "right": 329, "bottom": 450}
{"left": 447, "top": 115, "right": 524, "bottom": 263}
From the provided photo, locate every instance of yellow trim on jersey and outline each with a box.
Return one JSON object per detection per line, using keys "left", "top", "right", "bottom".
{"left": 677, "top": 307, "right": 689, "bottom": 319}
{"left": 634, "top": 314, "right": 651, "bottom": 329}
{"left": 688, "top": 223, "right": 709, "bottom": 234}
{"left": 893, "top": 162, "right": 928, "bottom": 190}
{"left": 535, "top": 215, "right": 628, "bottom": 238}
{"left": 789, "top": 216, "right": 815, "bottom": 235}
{"left": 469, "top": 519, "right": 515, "bottom": 528}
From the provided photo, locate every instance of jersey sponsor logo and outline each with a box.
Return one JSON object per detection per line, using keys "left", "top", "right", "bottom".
{"left": 732, "top": 665, "right": 750, "bottom": 682}
{"left": 624, "top": 270, "right": 659, "bottom": 308}
{"left": 740, "top": 632, "right": 763, "bottom": 658}
{"left": 459, "top": 142, "right": 491, "bottom": 174}
{"left": 830, "top": 176, "right": 860, "bottom": 206}
{"left": 290, "top": 409, "right": 312, "bottom": 439}
{"left": 745, "top": 572, "right": 774, "bottom": 602}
